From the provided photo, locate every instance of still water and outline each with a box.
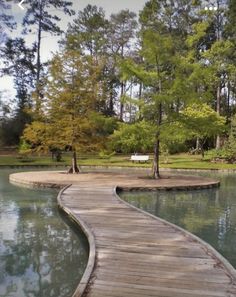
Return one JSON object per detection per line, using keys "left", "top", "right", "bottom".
{"left": 120, "top": 172, "right": 236, "bottom": 268}
{"left": 0, "top": 169, "right": 88, "bottom": 297}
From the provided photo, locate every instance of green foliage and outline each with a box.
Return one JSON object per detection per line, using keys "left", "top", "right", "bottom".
{"left": 0, "top": 39, "right": 35, "bottom": 143}
{"left": 225, "top": 0, "right": 236, "bottom": 41}
{"left": 22, "top": 48, "right": 117, "bottom": 157}
{"left": 208, "top": 148, "right": 233, "bottom": 161}
{"left": 67, "top": 5, "right": 107, "bottom": 56}
{"left": 160, "top": 121, "right": 188, "bottom": 147}
{"left": 210, "top": 115, "right": 236, "bottom": 162}
{"left": 181, "top": 103, "right": 226, "bottom": 139}
{"left": 18, "top": 139, "right": 32, "bottom": 155}
{"left": 109, "top": 119, "right": 188, "bottom": 156}
{"left": 187, "top": 21, "right": 210, "bottom": 48}
{"left": 180, "top": 103, "right": 226, "bottom": 158}
{"left": 110, "top": 121, "right": 155, "bottom": 153}
{"left": 1, "top": 0, "right": 236, "bottom": 164}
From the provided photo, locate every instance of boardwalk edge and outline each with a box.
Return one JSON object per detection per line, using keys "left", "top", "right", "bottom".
{"left": 57, "top": 185, "right": 96, "bottom": 297}
{"left": 114, "top": 186, "right": 236, "bottom": 284}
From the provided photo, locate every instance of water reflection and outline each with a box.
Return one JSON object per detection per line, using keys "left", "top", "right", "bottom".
{"left": 121, "top": 173, "right": 236, "bottom": 268}
{"left": 0, "top": 170, "right": 88, "bottom": 297}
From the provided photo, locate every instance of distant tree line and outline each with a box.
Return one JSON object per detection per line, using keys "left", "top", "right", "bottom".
{"left": 0, "top": 0, "right": 236, "bottom": 177}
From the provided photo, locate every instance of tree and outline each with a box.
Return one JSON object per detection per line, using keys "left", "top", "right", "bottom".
{"left": 66, "top": 5, "right": 108, "bottom": 58}
{"left": 0, "top": 91, "right": 10, "bottom": 146}
{"left": 67, "top": 7, "right": 138, "bottom": 119}
{"left": 0, "top": 38, "right": 36, "bottom": 143}
{"left": 225, "top": 0, "right": 236, "bottom": 41}
{"left": 0, "top": 0, "right": 16, "bottom": 44}
{"left": 22, "top": 0, "right": 74, "bottom": 114}
{"left": 122, "top": 27, "right": 177, "bottom": 179}
{"left": 203, "top": 39, "right": 235, "bottom": 115}
{"left": 65, "top": 5, "right": 113, "bottom": 115}
{"left": 180, "top": 103, "right": 226, "bottom": 157}
{"left": 185, "top": 12, "right": 235, "bottom": 149}
{"left": 214, "top": 114, "right": 236, "bottom": 162}
{"left": 189, "top": 2, "right": 233, "bottom": 149}
{"left": 110, "top": 121, "right": 155, "bottom": 154}
{"left": 117, "top": 0, "right": 204, "bottom": 178}
{"left": 22, "top": 49, "right": 117, "bottom": 173}
{"left": 139, "top": 0, "right": 201, "bottom": 46}
{"left": 108, "top": 10, "right": 138, "bottom": 120}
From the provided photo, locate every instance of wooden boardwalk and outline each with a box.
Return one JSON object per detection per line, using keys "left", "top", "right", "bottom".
{"left": 9, "top": 171, "right": 236, "bottom": 297}
{"left": 59, "top": 184, "right": 236, "bottom": 297}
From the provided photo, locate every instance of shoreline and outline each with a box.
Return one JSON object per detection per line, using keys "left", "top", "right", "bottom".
{"left": 1, "top": 163, "right": 236, "bottom": 173}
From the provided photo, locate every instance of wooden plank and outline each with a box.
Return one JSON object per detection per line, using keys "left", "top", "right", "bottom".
{"left": 60, "top": 184, "right": 236, "bottom": 297}
{"left": 95, "top": 266, "right": 230, "bottom": 283}
{"left": 91, "top": 280, "right": 231, "bottom": 297}
{"left": 95, "top": 272, "right": 232, "bottom": 291}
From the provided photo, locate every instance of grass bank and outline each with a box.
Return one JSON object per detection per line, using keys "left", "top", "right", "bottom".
{"left": 0, "top": 153, "right": 236, "bottom": 170}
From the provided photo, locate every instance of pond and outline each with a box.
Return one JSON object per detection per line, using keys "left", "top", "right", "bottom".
{"left": 120, "top": 172, "right": 236, "bottom": 268}
{"left": 0, "top": 169, "right": 89, "bottom": 297}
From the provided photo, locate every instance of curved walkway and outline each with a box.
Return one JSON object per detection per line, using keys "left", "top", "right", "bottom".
{"left": 9, "top": 171, "right": 236, "bottom": 297}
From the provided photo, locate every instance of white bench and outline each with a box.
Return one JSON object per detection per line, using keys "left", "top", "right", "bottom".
{"left": 130, "top": 155, "right": 149, "bottom": 162}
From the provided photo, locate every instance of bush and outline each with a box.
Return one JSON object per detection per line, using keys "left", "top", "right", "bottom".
{"left": 18, "top": 140, "right": 32, "bottom": 156}
{"left": 109, "top": 121, "right": 155, "bottom": 154}
{"left": 208, "top": 147, "right": 236, "bottom": 163}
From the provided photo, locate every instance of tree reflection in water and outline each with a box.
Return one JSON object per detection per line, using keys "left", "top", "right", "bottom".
{"left": 121, "top": 173, "right": 236, "bottom": 268}
{"left": 0, "top": 170, "right": 88, "bottom": 297}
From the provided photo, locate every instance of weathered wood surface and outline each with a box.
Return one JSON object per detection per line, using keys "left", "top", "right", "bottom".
{"left": 9, "top": 171, "right": 236, "bottom": 296}
{"left": 60, "top": 185, "right": 236, "bottom": 297}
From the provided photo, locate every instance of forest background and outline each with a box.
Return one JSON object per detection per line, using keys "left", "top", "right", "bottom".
{"left": 0, "top": 0, "right": 235, "bottom": 177}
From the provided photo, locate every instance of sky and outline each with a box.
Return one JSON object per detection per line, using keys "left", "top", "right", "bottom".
{"left": 0, "top": 0, "right": 148, "bottom": 101}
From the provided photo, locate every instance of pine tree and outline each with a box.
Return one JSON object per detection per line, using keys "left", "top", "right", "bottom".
{"left": 0, "top": 38, "right": 36, "bottom": 143}
{"left": 22, "top": 0, "right": 74, "bottom": 114}
{"left": 122, "top": 28, "right": 178, "bottom": 178}
{"left": 108, "top": 10, "right": 137, "bottom": 120}
{"left": 65, "top": 5, "right": 111, "bottom": 114}
{"left": 0, "top": 0, "right": 16, "bottom": 44}
{"left": 66, "top": 5, "right": 108, "bottom": 58}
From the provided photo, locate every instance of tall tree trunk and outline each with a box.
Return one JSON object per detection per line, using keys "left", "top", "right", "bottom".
{"left": 200, "top": 142, "right": 205, "bottom": 159}
{"left": 216, "top": 85, "right": 221, "bottom": 149}
{"left": 152, "top": 103, "right": 162, "bottom": 179}
{"left": 119, "top": 81, "right": 125, "bottom": 121}
{"left": 129, "top": 80, "right": 133, "bottom": 122}
{"left": 67, "top": 150, "right": 80, "bottom": 174}
{"left": 196, "top": 137, "right": 200, "bottom": 150}
{"left": 35, "top": 1, "right": 43, "bottom": 115}
{"left": 152, "top": 60, "right": 162, "bottom": 179}
{"left": 36, "top": 20, "right": 41, "bottom": 88}
{"left": 153, "top": 136, "right": 161, "bottom": 179}
{"left": 152, "top": 55, "right": 162, "bottom": 179}
{"left": 119, "top": 45, "right": 125, "bottom": 121}
{"left": 227, "top": 81, "right": 231, "bottom": 121}
{"left": 109, "top": 89, "right": 114, "bottom": 115}
{"left": 215, "top": 0, "right": 222, "bottom": 149}
{"left": 138, "top": 82, "right": 143, "bottom": 120}
{"left": 138, "top": 82, "right": 142, "bottom": 100}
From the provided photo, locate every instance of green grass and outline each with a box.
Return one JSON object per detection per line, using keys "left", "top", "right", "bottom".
{"left": 1, "top": 152, "right": 236, "bottom": 170}
{"left": 0, "top": 155, "right": 69, "bottom": 166}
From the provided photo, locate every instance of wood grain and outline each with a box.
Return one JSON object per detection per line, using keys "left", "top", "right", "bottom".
{"left": 60, "top": 185, "right": 236, "bottom": 297}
